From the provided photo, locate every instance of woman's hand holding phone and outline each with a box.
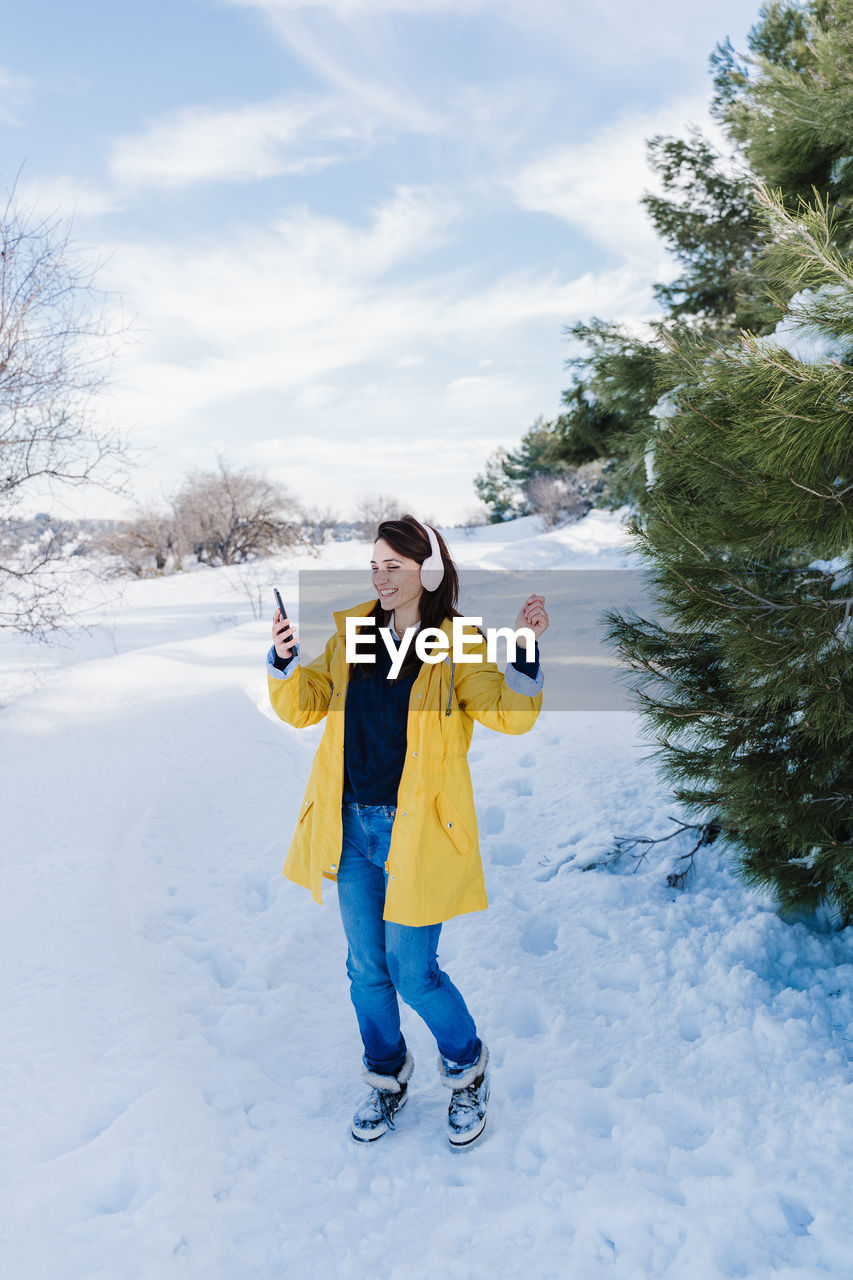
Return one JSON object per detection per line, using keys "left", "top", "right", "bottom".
{"left": 272, "top": 607, "right": 298, "bottom": 660}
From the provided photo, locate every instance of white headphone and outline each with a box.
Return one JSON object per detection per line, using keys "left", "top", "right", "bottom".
{"left": 418, "top": 520, "right": 444, "bottom": 591}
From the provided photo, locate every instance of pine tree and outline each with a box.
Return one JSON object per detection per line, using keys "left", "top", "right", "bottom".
{"left": 474, "top": 326, "right": 660, "bottom": 519}
{"left": 640, "top": 129, "right": 775, "bottom": 336}
{"left": 474, "top": 416, "right": 601, "bottom": 522}
{"left": 552, "top": 322, "right": 662, "bottom": 509}
{"left": 712, "top": 0, "right": 853, "bottom": 253}
{"left": 605, "top": 189, "right": 853, "bottom": 920}
{"left": 476, "top": 1, "right": 852, "bottom": 524}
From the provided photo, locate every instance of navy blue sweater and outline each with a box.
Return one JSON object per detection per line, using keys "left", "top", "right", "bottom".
{"left": 342, "top": 640, "right": 420, "bottom": 804}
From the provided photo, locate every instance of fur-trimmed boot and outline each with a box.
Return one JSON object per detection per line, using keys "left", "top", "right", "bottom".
{"left": 437, "top": 1043, "right": 490, "bottom": 1148}
{"left": 351, "top": 1050, "right": 415, "bottom": 1143}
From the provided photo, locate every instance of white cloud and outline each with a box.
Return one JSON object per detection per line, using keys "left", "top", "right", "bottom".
{"left": 94, "top": 183, "right": 657, "bottom": 481}
{"left": 230, "top": 6, "right": 446, "bottom": 131}
{"left": 106, "top": 248, "right": 648, "bottom": 427}
{"left": 293, "top": 383, "right": 338, "bottom": 411}
{"left": 270, "top": 183, "right": 460, "bottom": 280}
{"left": 14, "top": 175, "right": 121, "bottom": 219}
{"left": 209, "top": 1, "right": 754, "bottom": 229}
{"left": 96, "top": 185, "right": 461, "bottom": 419}
{"left": 248, "top": 426, "right": 521, "bottom": 515}
{"left": 110, "top": 94, "right": 379, "bottom": 189}
{"left": 508, "top": 95, "right": 730, "bottom": 263}
{"left": 225, "top": 0, "right": 757, "bottom": 72}
{"left": 86, "top": 203, "right": 659, "bottom": 522}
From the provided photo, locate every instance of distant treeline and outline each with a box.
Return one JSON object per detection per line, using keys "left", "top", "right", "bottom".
{"left": 67, "top": 462, "right": 490, "bottom": 579}
{"left": 1, "top": 514, "right": 123, "bottom": 556}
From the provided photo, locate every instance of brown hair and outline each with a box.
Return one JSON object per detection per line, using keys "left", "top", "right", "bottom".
{"left": 349, "top": 514, "right": 471, "bottom": 683}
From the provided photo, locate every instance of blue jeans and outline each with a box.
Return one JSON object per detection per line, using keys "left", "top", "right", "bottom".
{"left": 336, "top": 801, "right": 482, "bottom": 1078}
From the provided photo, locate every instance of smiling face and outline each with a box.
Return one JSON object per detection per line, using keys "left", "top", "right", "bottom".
{"left": 371, "top": 536, "right": 423, "bottom": 618}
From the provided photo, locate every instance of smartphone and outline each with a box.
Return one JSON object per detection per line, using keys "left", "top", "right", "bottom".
{"left": 273, "top": 588, "right": 299, "bottom": 658}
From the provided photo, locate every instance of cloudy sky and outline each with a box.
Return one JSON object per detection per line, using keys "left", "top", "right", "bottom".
{"left": 3, "top": 0, "right": 758, "bottom": 523}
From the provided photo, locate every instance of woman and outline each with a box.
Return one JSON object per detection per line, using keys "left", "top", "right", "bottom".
{"left": 267, "top": 515, "right": 548, "bottom": 1147}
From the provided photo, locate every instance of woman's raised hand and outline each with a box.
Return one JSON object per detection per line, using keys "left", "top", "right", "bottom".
{"left": 272, "top": 608, "right": 298, "bottom": 660}
{"left": 514, "top": 594, "right": 549, "bottom": 640}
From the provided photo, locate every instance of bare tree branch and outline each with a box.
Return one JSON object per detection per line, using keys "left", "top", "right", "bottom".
{"left": 0, "top": 183, "right": 130, "bottom": 634}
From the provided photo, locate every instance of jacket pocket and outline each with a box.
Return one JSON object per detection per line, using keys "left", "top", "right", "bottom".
{"left": 434, "top": 789, "right": 474, "bottom": 855}
{"left": 298, "top": 798, "right": 315, "bottom": 824}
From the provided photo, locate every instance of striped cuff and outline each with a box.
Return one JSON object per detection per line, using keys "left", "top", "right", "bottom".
{"left": 267, "top": 644, "right": 300, "bottom": 681}
{"left": 504, "top": 661, "right": 544, "bottom": 697}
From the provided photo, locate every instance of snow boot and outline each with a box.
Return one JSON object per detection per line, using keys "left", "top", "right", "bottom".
{"left": 351, "top": 1050, "right": 414, "bottom": 1143}
{"left": 437, "top": 1043, "right": 490, "bottom": 1148}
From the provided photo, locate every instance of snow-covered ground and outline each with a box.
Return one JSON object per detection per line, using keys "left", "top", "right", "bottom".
{"left": 3, "top": 510, "right": 852, "bottom": 1280}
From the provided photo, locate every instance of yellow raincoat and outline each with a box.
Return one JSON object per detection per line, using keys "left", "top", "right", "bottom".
{"left": 268, "top": 598, "right": 543, "bottom": 926}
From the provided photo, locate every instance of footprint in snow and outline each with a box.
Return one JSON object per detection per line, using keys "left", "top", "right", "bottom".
{"left": 779, "top": 1198, "right": 815, "bottom": 1236}
{"left": 188, "top": 946, "right": 242, "bottom": 990}
{"left": 519, "top": 915, "right": 558, "bottom": 956}
{"left": 241, "top": 870, "right": 274, "bottom": 915}
{"left": 92, "top": 1161, "right": 140, "bottom": 1216}
{"left": 490, "top": 842, "right": 526, "bottom": 866}
{"left": 595, "top": 966, "right": 640, "bottom": 994}
{"left": 613, "top": 1065, "right": 662, "bottom": 1100}
{"left": 678, "top": 1017, "right": 703, "bottom": 1044}
{"left": 570, "top": 1094, "right": 615, "bottom": 1140}
{"left": 503, "top": 992, "right": 546, "bottom": 1038}
{"left": 580, "top": 916, "right": 610, "bottom": 941}
{"left": 501, "top": 1062, "right": 536, "bottom": 1101}
{"left": 584, "top": 1062, "right": 616, "bottom": 1089}
{"left": 481, "top": 804, "right": 506, "bottom": 835}
{"left": 658, "top": 1104, "right": 713, "bottom": 1152}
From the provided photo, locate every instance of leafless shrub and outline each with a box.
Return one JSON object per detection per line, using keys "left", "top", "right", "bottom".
{"left": 523, "top": 461, "right": 609, "bottom": 529}
{"left": 98, "top": 507, "right": 177, "bottom": 577}
{"left": 300, "top": 504, "right": 341, "bottom": 547}
{"left": 457, "top": 505, "right": 490, "bottom": 535}
{"left": 351, "top": 493, "right": 404, "bottom": 539}
{"left": 0, "top": 186, "right": 128, "bottom": 634}
{"left": 225, "top": 562, "right": 281, "bottom": 620}
{"left": 172, "top": 459, "right": 305, "bottom": 566}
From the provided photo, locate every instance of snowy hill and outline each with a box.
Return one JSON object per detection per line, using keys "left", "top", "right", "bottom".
{"left": 2, "top": 509, "right": 852, "bottom": 1280}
